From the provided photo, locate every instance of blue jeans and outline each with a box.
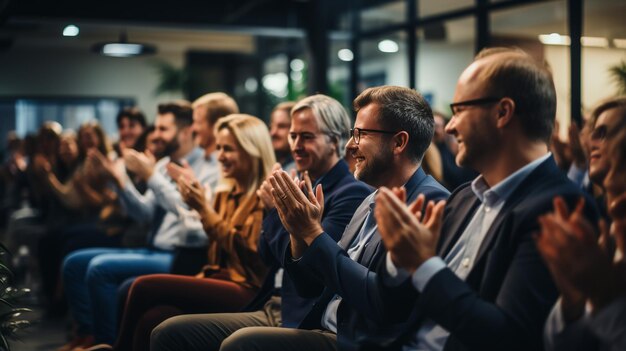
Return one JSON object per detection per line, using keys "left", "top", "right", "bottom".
{"left": 63, "top": 248, "right": 173, "bottom": 344}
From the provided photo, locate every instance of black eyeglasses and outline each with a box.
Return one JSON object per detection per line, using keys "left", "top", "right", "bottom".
{"left": 449, "top": 97, "right": 503, "bottom": 116}
{"left": 591, "top": 125, "right": 608, "bottom": 141}
{"left": 349, "top": 128, "right": 398, "bottom": 145}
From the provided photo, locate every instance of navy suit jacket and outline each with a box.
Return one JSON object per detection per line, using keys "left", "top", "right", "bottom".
{"left": 243, "top": 160, "right": 372, "bottom": 327}
{"left": 376, "top": 156, "right": 600, "bottom": 351}
{"left": 285, "top": 167, "right": 449, "bottom": 349}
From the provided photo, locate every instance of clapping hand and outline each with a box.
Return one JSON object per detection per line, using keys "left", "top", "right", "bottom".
{"left": 167, "top": 159, "right": 195, "bottom": 183}
{"left": 178, "top": 176, "right": 212, "bottom": 214}
{"left": 124, "top": 149, "right": 156, "bottom": 181}
{"left": 257, "top": 163, "right": 283, "bottom": 210}
{"left": 536, "top": 197, "right": 623, "bottom": 318}
{"left": 89, "top": 149, "right": 126, "bottom": 188}
{"left": 375, "top": 187, "right": 446, "bottom": 274}
{"left": 270, "top": 170, "right": 324, "bottom": 246}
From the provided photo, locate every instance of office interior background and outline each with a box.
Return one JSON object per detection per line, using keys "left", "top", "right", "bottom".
{"left": 0, "top": 0, "right": 625, "bottom": 159}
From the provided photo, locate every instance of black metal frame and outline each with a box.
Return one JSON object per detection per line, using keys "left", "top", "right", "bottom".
{"left": 344, "top": 0, "right": 583, "bottom": 125}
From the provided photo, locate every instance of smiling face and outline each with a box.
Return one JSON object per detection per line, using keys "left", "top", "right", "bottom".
{"left": 118, "top": 117, "right": 144, "bottom": 149}
{"left": 345, "top": 103, "right": 394, "bottom": 188}
{"left": 444, "top": 62, "right": 500, "bottom": 172}
{"left": 192, "top": 104, "right": 215, "bottom": 149}
{"left": 78, "top": 125, "right": 102, "bottom": 152}
{"left": 270, "top": 109, "right": 291, "bottom": 154}
{"left": 589, "top": 107, "right": 624, "bottom": 186}
{"left": 152, "top": 113, "right": 180, "bottom": 159}
{"left": 216, "top": 127, "right": 252, "bottom": 188}
{"left": 289, "top": 108, "right": 337, "bottom": 180}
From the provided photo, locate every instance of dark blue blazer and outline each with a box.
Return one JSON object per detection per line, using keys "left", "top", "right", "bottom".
{"left": 243, "top": 160, "right": 372, "bottom": 328}
{"left": 285, "top": 167, "right": 449, "bottom": 349}
{"left": 376, "top": 156, "right": 600, "bottom": 351}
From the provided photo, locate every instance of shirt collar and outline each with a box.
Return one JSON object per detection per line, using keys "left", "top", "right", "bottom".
{"left": 471, "top": 152, "right": 551, "bottom": 206}
{"left": 180, "top": 147, "right": 204, "bottom": 165}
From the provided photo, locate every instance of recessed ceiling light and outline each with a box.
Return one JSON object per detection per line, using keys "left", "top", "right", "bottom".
{"left": 538, "top": 33, "right": 570, "bottom": 46}
{"left": 338, "top": 48, "right": 354, "bottom": 62}
{"left": 63, "top": 25, "right": 79, "bottom": 37}
{"left": 378, "top": 39, "right": 399, "bottom": 53}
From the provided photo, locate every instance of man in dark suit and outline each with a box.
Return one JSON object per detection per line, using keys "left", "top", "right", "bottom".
{"left": 151, "top": 94, "right": 372, "bottom": 351}
{"left": 206, "top": 86, "right": 449, "bottom": 351}
{"left": 373, "top": 49, "right": 599, "bottom": 351}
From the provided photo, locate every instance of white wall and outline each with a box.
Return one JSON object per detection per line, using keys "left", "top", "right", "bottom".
{"left": 545, "top": 45, "right": 626, "bottom": 133}
{"left": 358, "top": 41, "right": 475, "bottom": 114}
{"left": 417, "top": 41, "right": 475, "bottom": 113}
{"left": 0, "top": 47, "right": 185, "bottom": 124}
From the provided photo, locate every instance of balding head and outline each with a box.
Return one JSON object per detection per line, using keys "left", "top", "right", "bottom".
{"left": 463, "top": 50, "right": 556, "bottom": 143}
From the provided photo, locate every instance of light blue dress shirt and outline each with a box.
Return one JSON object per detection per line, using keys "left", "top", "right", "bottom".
{"left": 118, "top": 147, "right": 219, "bottom": 250}
{"left": 386, "top": 153, "right": 551, "bottom": 351}
{"left": 322, "top": 192, "right": 377, "bottom": 333}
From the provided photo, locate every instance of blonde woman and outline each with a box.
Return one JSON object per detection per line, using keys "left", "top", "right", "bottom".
{"left": 102, "top": 114, "right": 275, "bottom": 351}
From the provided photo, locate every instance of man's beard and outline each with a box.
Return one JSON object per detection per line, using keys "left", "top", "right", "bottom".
{"left": 154, "top": 137, "right": 180, "bottom": 160}
{"left": 355, "top": 149, "right": 393, "bottom": 186}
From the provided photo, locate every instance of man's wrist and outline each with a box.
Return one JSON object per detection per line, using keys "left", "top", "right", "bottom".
{"left": 302, "top": 225, "right": 324, "bottom": 246}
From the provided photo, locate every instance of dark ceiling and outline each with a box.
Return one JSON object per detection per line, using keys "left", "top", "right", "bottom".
{"left": 0, "top": 0, "right": 355, "bottom": 30}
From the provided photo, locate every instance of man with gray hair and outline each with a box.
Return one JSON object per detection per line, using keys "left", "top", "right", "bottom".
{"left": 151, "top": 94, "right": 372, "bottom": 351}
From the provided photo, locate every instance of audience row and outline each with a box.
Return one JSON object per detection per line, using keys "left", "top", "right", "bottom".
{"left": 1, "top": 46, "right": 624, "bottom": 351}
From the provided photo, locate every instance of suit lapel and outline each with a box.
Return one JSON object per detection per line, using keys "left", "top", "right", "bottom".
{"left": 438, "top": 192, "right": 481, "bottom": 257}
{"left": 472, "top": 156, "right": 555, "bottom": 265}
{"left": 338, "top": 194, "right": 374, "bottom": 250}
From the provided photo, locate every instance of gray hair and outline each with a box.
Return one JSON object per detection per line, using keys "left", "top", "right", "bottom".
{"left": 292, "top": 94, "right": 351, "bottom": 158}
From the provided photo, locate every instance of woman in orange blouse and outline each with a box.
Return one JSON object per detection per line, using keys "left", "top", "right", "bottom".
{"left": 105, "top": 114, "right": 276, "bottom": 351}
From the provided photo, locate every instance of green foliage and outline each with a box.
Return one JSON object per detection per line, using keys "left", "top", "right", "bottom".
{"left": 0, "top": 244, "right": 32, "bottom": 351}
{"left": 150, "top": 60, "right": 191, "bottom": 98}
{"left": 609, "top": 60, "right": 626, "bottom": 95}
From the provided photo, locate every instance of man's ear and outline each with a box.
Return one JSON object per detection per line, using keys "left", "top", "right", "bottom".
{"left": 496, "top": 98, "right": 515, "bottom": 128}
{"left": 392, "top": 131, "right": 410, "bottom": 156}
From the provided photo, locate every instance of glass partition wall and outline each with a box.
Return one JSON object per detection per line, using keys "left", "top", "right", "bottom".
{"left": 348, "top": 0, "right": 626, "bottom": 126}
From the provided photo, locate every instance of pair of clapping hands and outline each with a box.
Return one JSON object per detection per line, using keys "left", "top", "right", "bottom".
{"left": 261, "top": 166, "right": 446, "bottom": 271}
{"left": 87, "top": 147, "right": 209, "bottom": 210}
{"left": 87, "top": 147, "right": 158, "bottom": 187}
{"left": 535, "top": 195, "right": 626, "bottom": 321}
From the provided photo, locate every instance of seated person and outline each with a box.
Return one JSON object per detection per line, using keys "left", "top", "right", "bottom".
{"left": 103, "top": 114, "right": 276, "bottom": 351}
{"left": 541, "top": 96, "right": 626, "bottom": 351}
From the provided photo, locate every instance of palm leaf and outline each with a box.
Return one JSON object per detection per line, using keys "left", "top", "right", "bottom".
{"left": 0, "top": 333, "right": 9, "bottom": 351}
{"left": 150, "top": 60, "right": 190, "bottom": 97}
{"left": 609, "top": 60, "right": 626, "bottom": 95}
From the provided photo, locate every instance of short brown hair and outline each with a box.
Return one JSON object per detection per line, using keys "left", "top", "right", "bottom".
{"left": 475, "top": 49, "right": 556, "bottom": 143}
{"left": 353, "top": 86, "right": 434, "bottom": 162}
{"left": 192, "top": 93, "right": 239, "bottom": 125}
{"left": 157, "top": 101, "right": 193, "bottom": 129}
{"left": 272, "top": 101, "right": 297, "bottom": 120}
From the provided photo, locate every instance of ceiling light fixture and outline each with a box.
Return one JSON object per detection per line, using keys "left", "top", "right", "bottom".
{"left": 538, "top": 33, "right": 613, "bottom": 48}
{"left": 338, "top": 48, "right": 354, "bottom": 62}
{"left": 378, "top": 39, "right": 399, "bottom": 53}
{"left": 614, "top": 39, "right": 626, "bottom": 49}
{"left": 581, "top": 36, "right": 609, "bottom": 48}
{"left": 92, "top": 31, "right": 156, "bottom": 58}
{"left": 63, "top": 24, "right": 79, "bottom": 37}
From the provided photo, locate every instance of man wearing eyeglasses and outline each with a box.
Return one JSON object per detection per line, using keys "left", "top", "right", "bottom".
{"left": 183, "top": 86, "right": 449, "bottom": 351}
{"left": 369, "top": 48, "right": 600, "bottom": 351}
{"left": 151, "top": 94, "right": 372, "bottom": 351}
